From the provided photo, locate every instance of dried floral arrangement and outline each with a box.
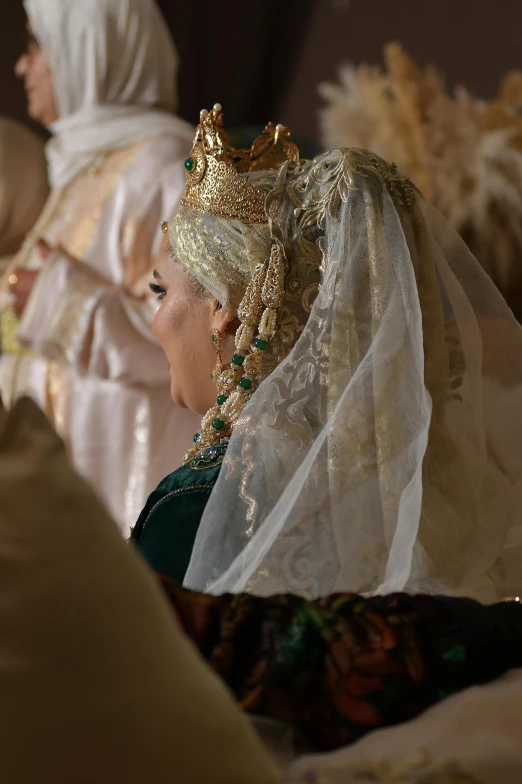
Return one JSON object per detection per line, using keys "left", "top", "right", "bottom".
{"left": 320, "top": 43, "right": 522, "bottom": 320}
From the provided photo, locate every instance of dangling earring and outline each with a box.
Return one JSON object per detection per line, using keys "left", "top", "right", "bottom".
{"left": 211, "top": 329, "right": 223, "bottom": 383}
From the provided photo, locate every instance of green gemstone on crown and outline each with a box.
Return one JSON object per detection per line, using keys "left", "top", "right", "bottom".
{"left": 193, "top": 432, "right": 200, "bottom": 443}
{"left": 217, "top": 394, "right": 228, "bottom": 405}
{"left": 212, "top": 418, "right": 225, "bottom": 431}
{"left": 232, "top": 354, "right": 245, "bottom": 367}
{"left": 255, "top": 338, "right": 268, "bottom": 350}
{"left": 239, "top": 377, "right": 252, "bottom": 391}
{"left": 184, "top": 157, "right": 195, "bottom": 172}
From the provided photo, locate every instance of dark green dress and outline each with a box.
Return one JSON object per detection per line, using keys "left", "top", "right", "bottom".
{"left": 130, "top": 450, "right": 223, "bottom": 583}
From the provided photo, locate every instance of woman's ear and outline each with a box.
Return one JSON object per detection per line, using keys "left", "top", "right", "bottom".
{"left": 211, "top": 299, "right": 237, "bottom": 337}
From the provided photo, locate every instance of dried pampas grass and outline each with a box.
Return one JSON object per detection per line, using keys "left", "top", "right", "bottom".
{"left": 319, "top": 43, "right": 522, "bottom": 320}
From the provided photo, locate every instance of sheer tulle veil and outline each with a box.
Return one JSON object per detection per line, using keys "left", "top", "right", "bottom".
{"left": 173, "top": 147, "right": 522, "bottom": 602}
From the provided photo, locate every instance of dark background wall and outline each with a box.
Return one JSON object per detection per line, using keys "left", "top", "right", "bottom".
{"left": 1, "top": 0, "right": 521, "bottom": 145}
{"left": 157, "top": 0, "right": 313, "bottom": 130}
{"left": 282, "top": 0, "right": 522, "bottom": 142}
{"left": 0, "top": 2, "right": 41, "bottom": 134}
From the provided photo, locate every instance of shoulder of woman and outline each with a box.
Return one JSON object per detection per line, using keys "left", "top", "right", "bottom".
{"left": 156, "top": 459, "right": 222, "bottom": 496}
{"left": 131, "top": 460, "right": 222, "bottom": 541}
{"left": 108, "top": 129, "right": 193, "bottom": 209}
{"left": 135, "top": 121, "right": 196, "bottom": 166}
{"left": 130, "top": 460, "right": 222, "bottom": 584}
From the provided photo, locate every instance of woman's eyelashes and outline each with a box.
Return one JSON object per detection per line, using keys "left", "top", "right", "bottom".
{"left": 149, "top": 282, "right": 166, "bottom": 301}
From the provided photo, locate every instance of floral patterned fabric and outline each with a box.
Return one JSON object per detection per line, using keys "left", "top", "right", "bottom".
{"left": 159, "top": 579, "right": 522, "bottom": 752}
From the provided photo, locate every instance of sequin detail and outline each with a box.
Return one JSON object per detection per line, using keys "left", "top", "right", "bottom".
{"left": 190, "top": 437, "right": 230, "bottom": 470}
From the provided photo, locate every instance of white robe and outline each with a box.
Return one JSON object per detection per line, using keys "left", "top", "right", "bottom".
{"left": 0, "top": 132, "right": 199, "bottom": 534}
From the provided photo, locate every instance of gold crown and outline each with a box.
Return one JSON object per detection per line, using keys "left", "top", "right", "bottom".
{"left": 180, "top": 103, "right": 300, "bottom": 223}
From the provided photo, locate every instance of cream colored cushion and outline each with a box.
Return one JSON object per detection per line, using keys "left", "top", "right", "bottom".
{"left": 0, "top": 398, "right": 280, "bottom": 784}
{"left": 289, "top": 669, "right": 522, "bottom": 784}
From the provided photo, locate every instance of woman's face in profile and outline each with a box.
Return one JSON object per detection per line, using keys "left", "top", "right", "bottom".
{"left": 15, "top": 23, "right": 58, "bottom": 127}
{"left": 151, "top": 247, "right": 221, "bottom": 416}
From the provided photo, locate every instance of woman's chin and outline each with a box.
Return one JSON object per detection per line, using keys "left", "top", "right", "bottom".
{"left": 169, "top": 380, "right": 185, "bottom": 409}
{"left": 26, "top": 101, "right": 41, "bottom": 123}
{"left": 169, "top": 379, "right": 210, "bottom": 416}
{"left": 27, "top": 102, "right": 52, "bottom": 127}
{"left": 170, "top": 392, "right": 187, "bottom": 409}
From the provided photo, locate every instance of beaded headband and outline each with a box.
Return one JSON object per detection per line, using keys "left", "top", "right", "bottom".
{"left": 180, "top": 103, "right": 299, "bottom": 223}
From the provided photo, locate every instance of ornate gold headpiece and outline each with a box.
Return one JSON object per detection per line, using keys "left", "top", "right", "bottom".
{"left": 180, "top": 103, "right": 300, "bottom": 223}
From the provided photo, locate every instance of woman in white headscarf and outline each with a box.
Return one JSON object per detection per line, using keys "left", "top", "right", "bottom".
{"left": 0, "top": 117, "right": 48, "bottom": 275}
{"left": 0, "top": 0, "right": 199, "bottom": 534}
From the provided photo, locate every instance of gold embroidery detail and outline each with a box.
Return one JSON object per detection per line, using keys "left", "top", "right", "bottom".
{"left": 288, "top": 148, "right": 416, "bottom": 232}
{"left": 141, "top": 485, "right": 216, "bottom": 535}
{"left": 0, "top": 307, "right": 32, "bottom": 356}
{"left": 39, "top": 271, "right": 102, "bottom": 366}
{"left": 366, "top": 151, "right": 418, "bottom": 207}
{"left": 62, "top": 143, "right": 144, "bottom": 260}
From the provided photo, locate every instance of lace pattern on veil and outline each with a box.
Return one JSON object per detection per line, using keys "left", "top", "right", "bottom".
{"left": 183, "top": 148, "right": 522, "bottom": 602}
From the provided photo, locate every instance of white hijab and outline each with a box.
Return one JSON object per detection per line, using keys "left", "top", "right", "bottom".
{"left": 0, "top": 117, "right": 48, "bottom": 265}
{"left": 24, "top": 0, "right": 192, "bottom": 189}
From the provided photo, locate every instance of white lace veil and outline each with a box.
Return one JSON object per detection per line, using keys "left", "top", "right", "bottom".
{"left": 179, "top": 147, "right": 522, "bottom": 602}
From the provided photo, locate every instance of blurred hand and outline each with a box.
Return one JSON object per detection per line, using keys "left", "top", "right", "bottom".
{"left": 7, "top": 237, "right": 54, "bottom": 316}
{"left": 9, "top": 269, "right": 40, "bottom": 316}
{"left": 37, "top": 238, "right": 53, "bottom": 260}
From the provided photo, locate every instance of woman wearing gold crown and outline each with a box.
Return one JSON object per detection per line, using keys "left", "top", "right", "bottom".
{"left": 127, "top": 105, "right": 522, "bottom": 751}
{"left": 132, "top": 103, "right": 522, "bottom": 604}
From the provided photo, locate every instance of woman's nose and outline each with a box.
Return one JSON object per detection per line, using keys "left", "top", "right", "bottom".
{"left": 14, "top": 54, "right": 28, "bottom": 79}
